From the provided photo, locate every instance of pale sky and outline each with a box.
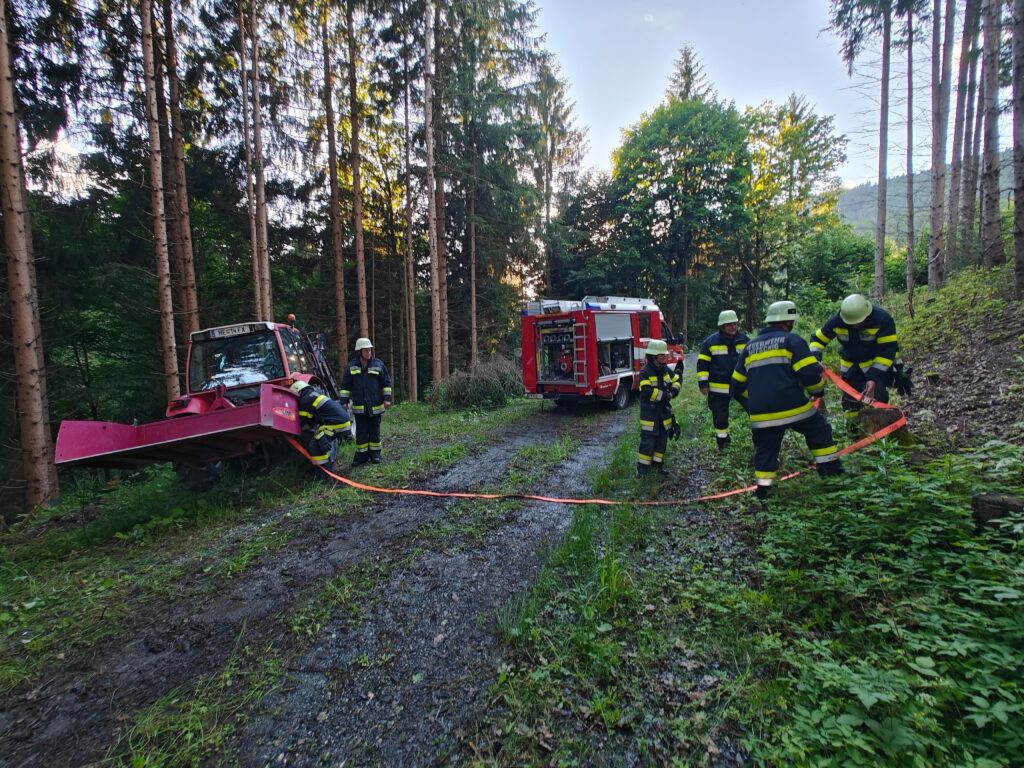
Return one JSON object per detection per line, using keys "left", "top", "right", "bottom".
{"left": 533, "top": 0, "right": 889, "bottom": 188}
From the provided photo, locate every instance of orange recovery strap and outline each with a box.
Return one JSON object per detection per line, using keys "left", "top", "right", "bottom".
{"left": 288, "top": 367, "right": 907, "bottom": 507}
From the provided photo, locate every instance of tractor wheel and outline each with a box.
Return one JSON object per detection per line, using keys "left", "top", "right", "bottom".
{"left": 175, "top": 461, "right": 222, "bottom": 492}
{"left": 611, "top": 380, "right": 632, "bottom": 410}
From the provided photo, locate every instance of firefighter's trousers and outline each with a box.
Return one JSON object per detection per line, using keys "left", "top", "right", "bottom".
{"left": 707, "top": 394, "right": 732, "bottom": 439}
{"left": 301, "top": 431, "right": 338, "bottom": 467}
{"left": 638, "top": 411, "right": 673, "bottom": 466}
{"left": 353, "top": 413, "right": 382, "bottom": 464}
{"left": 751, "top": 411, "right": 841, "bottom": 489}
{"left": 841, "top": 367, "right": 890, "bottom": 419}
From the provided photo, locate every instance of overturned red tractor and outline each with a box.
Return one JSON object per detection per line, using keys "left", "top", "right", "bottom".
{"left": 55, "top": 320, "right": 342, "bottom": 488}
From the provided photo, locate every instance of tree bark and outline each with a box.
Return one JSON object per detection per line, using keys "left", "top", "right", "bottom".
{"left": 424, "top": 0, "right": 442, "bottom": 384}
{"left": 434, "top": 0, "right": 448, "bottom": 377}
{"left": 323, "top": 13, "right": 348, "bottom": 371}
{"left": 906, "top": 10, "right": 915, "bottom": 313}
{"left": 238, "top": 0, "right": 263, "bottom": 320}
{"left": 0, "top": 0, "right": 59, "bottom": 510}
{"left": 927, "top": 0, "right": 956, "bottom": 290}
{"left": 947, "top": 0, "right": 980, "bottom": 277}
{"left": 979, "top": 0, "right": 1004, "bottom": 267}
{"left": 402, "top": 32, "right": 417, "bottom": 401}
{"left": 963, "top": 43, "right": 985, "bottom": 259}
{"left": 346, "top": 1, "right": 369, "bottom": 339}
{"left": 162, "top": 0, "right": 199, "bottom": 338}
{"left": 249, "top": 0, "right": 273, "bottom": 319}
{"left": 140, "top": 0, "right": 180, "bottom": 401}
{"left": 1014, "top": 0, "right": 1024, "bottom": 297}
{"left": 874, "top": 5, "right": 892, "bottom": 298}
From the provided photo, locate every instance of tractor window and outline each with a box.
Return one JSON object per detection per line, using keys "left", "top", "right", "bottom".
{"left": 279, "top": 328, "right": 315, "bottom": 375}
{"left": 189, "top": 331, "right": 284, "bottom": 393}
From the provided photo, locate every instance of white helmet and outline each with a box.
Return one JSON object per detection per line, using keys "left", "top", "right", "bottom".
{"left": 646, "top": 339, "right": 669, "bottom": 356}
{"left": 840, "top": 294, "right": 872, "bottom": 325}
{"left": 717, "top": 309, "right": 739, "bottom": 326}
{"left": 355, "top": 337, "right": 374, "bottom": 351}
{"left": 765, "top": 301, "right": 798, "bottom": 323}
{"left": 290, "top": 380, "right": 309, "bottom": 395}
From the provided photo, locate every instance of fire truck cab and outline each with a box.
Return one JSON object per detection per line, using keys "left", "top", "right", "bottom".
{"left": 520, "top": 296, "right": 684, "bottom": 408}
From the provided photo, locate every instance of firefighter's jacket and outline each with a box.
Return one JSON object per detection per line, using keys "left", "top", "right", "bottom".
{"left": 340, "top": 356, "right": 393, "bottom": 416}
{"left": 297, "top": 386, "right": 350, "bottom": 440}
{"left": 638, "top": 360, "right": 681, "bottom": 422}
{"left": 731, "top": 327, "right": 825, "bottom": 429}
{"left": 696, "top": 330, "right": 749, "bottom": 395}
{"left": 809, "top": 305, "right": 898, "bottom": 383}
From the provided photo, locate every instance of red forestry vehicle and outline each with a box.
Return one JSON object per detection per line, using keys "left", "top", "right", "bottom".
{"left": 520, "top": 296, "right": 684, "bottom": 408}
{"left": 55, "top": 319, "right": 343, "bottom": 489}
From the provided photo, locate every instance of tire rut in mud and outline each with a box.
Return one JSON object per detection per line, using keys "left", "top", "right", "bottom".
{"left": 0, "top": 404, "right": 630, "bottom": 768}
{"left": 232, "top": 405, "right": 632, "bottom": 767}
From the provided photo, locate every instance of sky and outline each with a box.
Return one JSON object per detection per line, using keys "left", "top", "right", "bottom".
{"left": 532, "top": 0, "right": 885, "bottom": 188}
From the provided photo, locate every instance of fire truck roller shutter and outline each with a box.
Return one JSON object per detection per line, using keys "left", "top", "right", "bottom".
{"left": 594, "top": 313, "right": 632, "bottom": 341}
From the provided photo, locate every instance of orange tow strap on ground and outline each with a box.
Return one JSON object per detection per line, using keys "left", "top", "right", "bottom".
{"left": 289, "top": 367, "right": 908, "bottom": 507}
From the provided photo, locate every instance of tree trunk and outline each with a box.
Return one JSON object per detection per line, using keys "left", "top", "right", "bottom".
{"left": 979, "top": 0, "right": 1004, "bottom": 267}
{"left": 140, "top": 0, "right": 180, "bottom": 401}
{"left": 927, "top": 0, "right": 956, "bottom": 290}
{"left": 402, "top": 35, "right": 417, "bottom": 401}
{"left": 434, "top": 0, "right": 449, "bottom": 377}
{"left": 323, "top": 13, "right": 348, "bottom": 371}
{"left": 424, "top": 0, "right": 442, "bottom": 384}
{"left": 906, "top": 11, "right": 915, "bottom": 314}
{"left": 947, "top": 0, "right": 980, "bottom": 277}
{"left": 0, "top": 0, "right": 59, "bottom": 510}
{"left": 238, "top": 0, "right": 263, "bottom": 320}
{"left": 346, "top": 1, "right": 369, "bottom": 339}
{"left": 162, "top": 0, "right": 199, "bottom": 338}
{"left": 1014, "top": 0, "right": 1024, "bottom": 297}
{"left": 875, "top": 6, "right": 892, "bottom": 298}
{"left": 249, "top": 0, "right": 273, "bottom": 319}
{"left": 963, "top": 46, "right": 985, "bottom": 259}
{"left": 469, "top": 183, "right": 477, "bottom": 368}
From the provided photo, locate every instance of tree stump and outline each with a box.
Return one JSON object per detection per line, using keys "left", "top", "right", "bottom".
{"left": 857, "top": 408, "right": 912, "bottom": 443}
{"left": 971, "top": 493, "right": 1024, "bottom": 530}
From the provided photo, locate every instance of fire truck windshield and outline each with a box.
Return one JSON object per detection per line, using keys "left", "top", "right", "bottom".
{"left": 189, "top": 331, "right": 285, "bottom": 393}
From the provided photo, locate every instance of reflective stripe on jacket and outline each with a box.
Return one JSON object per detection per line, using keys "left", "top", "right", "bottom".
{"left": 297, "top": 387, "right": 350, "bottom": 436}
{"left": 731, "top": 327, "right": 825, "bottom": 429}
{"left": 339, "top": 356, "right": 393, "bottom": 415}
{"left": 638, "top": 360, "right": 680, "bottom": 422}
{"left": 696, "top": 329, "right": 749, "bottom": 395}
{"left": 809, "top": 305, "right": 898, "bottom": 383}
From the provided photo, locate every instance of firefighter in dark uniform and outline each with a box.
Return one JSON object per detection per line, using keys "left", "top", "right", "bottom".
{"left": 340, "top": 337, "right": 393, "bottom": 466}
{"left": 637, "top": 339, "right": 681, "bottom": 476}
{"left": 809, "top": 293, "right": 899, "bottom": 428}
{"left": 696, "top": 309, "right": 749, "bottom": 451}
{"left": 732, "top": 301, "right": 842, "bottom": 499}
{"left": 289, "top": 380, "right": 351, "bottom": 467}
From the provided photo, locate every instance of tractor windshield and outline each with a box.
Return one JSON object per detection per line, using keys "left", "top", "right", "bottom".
{"left": 188, "top": 331, "right": 285, "bottom": 393}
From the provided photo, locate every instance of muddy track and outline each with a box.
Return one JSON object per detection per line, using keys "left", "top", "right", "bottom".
{"left": 0, "top": 404, "right": 631, "bottom": 768}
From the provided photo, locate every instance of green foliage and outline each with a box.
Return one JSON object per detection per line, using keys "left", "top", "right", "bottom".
{"left": 425, "top": 356, "right": 523, "bottom": 411}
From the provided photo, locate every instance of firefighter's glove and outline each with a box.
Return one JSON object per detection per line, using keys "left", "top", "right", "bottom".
{"left": 668, "top": 416, "right": 681, "bottom": 441}
{"left": 893, "top": 363, "right": 913, "bottom": 396}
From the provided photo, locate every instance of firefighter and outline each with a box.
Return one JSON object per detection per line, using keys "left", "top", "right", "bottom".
{"left": 340, "top": 337, "right": 393, "bottom": 466}
{"left": 637, "top": 339, "right": 681, "bottom": 476}
{"left": 290, "top": 380, "right": 351, "bottom": 468}
{"left": 732, "top": 300, "right": 842, "bottom": 499}
{"left": 696, "top": 309, "right": 749, "bottom": 451}
{"left": 809, "top": 293, "right": 899, "bottom": 428}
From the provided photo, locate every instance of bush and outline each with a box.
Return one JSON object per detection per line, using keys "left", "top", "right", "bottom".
{"left": 425, "top": 356, "right": 524, "bottom": 411}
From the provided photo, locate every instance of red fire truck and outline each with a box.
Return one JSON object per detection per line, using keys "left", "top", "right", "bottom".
{"left": 520, "top": 296, "right": 684, "bottom": 408}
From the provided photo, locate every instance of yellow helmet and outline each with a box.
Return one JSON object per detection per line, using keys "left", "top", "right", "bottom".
{"left": 840, "top": 294, "right": 872, "bottom": 325}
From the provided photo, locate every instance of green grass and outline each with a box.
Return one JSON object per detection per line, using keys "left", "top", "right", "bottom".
{"left": 476, "top": 275, "right": 1024, "bottom": 766}
{"left": 0, "top": 397, "right": 543, "bottom": 694}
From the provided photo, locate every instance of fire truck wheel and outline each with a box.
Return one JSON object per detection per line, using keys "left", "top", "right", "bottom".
{"left": 611, "top": 381, "right": 631, "bottom": 410}
{"left": 175, "top": 461, "right": 223, "bottom": 492}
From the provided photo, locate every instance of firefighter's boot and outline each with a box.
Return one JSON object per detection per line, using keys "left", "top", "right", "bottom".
{"left": 754, "top": 484, "right": 771, "bottom": 501}
{"left": 818, "top": 460, "right": 844, "bottom": 478}
{"left": 716, "top": 435, "right": 731, "bottom": 452}
{"left": 636, "top": 462, "right": 649, "bottom": 479}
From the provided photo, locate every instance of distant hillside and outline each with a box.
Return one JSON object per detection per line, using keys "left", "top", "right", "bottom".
{"left": 837, "top": 149, "right": 1013, "bottom": 243}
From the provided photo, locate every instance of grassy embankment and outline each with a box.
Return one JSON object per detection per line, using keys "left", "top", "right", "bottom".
{"left": 480, "top": 265, "right": 1024, "bottom": 766}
